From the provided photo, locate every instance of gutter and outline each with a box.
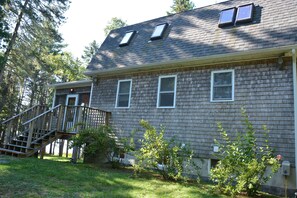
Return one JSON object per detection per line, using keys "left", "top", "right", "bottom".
{"left": 293, "top": 48, "right": 297, "bottom": 189}
{"left": 85, "top": 44, "right": 297, "bottom": 77}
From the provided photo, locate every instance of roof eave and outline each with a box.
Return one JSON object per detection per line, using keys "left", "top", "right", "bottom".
{"left": 84, "top": 44, "right": 297, "bottom": 77}
{"left": 49, "top": 79, "right": 92, "bottom": 89}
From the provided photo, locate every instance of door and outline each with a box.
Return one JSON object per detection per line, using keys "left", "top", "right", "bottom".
{"left": 63, "top": 94, "right": 79, "bottom": 131}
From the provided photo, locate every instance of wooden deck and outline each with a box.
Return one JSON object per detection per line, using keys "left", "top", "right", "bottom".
{"left": 0, "top": 105, "right": 111, "bottom": 157}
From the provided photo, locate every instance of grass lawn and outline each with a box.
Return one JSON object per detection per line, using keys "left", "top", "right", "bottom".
{"left": 0, "top": 155, "right": 278, "bottom": 198}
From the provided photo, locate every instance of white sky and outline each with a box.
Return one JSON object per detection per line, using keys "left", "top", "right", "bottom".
{"left": 59, "top": 0, "right": 227, "bottom": 59}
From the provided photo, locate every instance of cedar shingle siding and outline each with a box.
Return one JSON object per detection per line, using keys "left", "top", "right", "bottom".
{"left": 91, "top": 59, "right": 295, "bottom": 163}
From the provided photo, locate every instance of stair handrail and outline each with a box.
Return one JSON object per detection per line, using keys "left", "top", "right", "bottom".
{"left": 1, "top": 104, "right": 48, "bottom": 146}
{"left": 22, "top": 104, "right": 63, "bottom": 148}
{"left": 2, "top": 104, "right": 46, "bottom": 124}
{"left": 22, "top": 104, "right": 62, "bottom": 126}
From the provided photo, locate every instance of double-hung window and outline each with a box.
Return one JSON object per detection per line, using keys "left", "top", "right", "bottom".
{"left": 116, "top": 79, "right": 132, "bottom": 108}
{"left": 157, "top": 75, "right": 177, "bottom": 108}
{"left": 211, "top": 70, "right": 234, "bottom": 102}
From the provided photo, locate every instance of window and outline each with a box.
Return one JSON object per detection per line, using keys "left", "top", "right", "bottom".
{"left": 119, "top": 31, "right": 136, "bottom": 47}
{"left": 211, "top": 70, "right": 234, "bottom": 102}
{"left": 208, "top": 159, "right": 220, "bottom": 173}
{"left": 218, "top": 8, "right": 236, "bottom": 27}
{"left": 235, "top": 3, "right": 254, "bottom": 24}
{"left": 150, "top": 23, "right": 169, "bottom": 40}
{"left": 157, "top": 75, "right": 177, "bottom": 108}
{"left": 116, "top": 80, "right": 132, "bottom": 108}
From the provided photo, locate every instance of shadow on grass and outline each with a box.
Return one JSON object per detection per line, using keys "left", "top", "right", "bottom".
{"left": 0, "top": 155, "right": 224, "bottom": 198}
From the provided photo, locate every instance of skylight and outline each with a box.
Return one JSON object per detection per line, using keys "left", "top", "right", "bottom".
{"left": 150, "top": 23, "right": 169, "bottom": 40}
{"left": 236, "top": 3, "right": 254, "bottom": 24}
{"left": 119, "top": 31, "right": 136, "bottom": 47}
{"left": 218, "top": 7, "right": 236, "bottom": 27}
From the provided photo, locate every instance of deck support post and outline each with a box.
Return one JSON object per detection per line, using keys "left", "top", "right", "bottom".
{"left": 105, "top": 112, "right": 111, "bottom": 126}
{"left": 72, "top": 146, "right": 78, "bottom": 163}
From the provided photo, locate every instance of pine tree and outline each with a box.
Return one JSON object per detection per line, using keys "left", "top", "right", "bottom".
{"left": 167, "top": 0, "right": 195, "bottom": 15}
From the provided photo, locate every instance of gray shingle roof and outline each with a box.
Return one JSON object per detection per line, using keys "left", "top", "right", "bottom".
{"left": 87, "top": 0, "right": 297, "bottom": 73}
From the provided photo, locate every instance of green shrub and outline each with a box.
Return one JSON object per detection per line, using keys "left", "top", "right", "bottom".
{"left": 133, "top": 120, "right": 199, "bottom": 181}
{"left": 71, "top": 125, "right": 118, "bottom": 163}
{"left": 210, "top": 108, "right": 280, "bottom": 197}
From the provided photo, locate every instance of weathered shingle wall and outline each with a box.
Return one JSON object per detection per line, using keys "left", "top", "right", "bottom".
{"left": 91, "top": 59, "right": 294, "bottom": 163}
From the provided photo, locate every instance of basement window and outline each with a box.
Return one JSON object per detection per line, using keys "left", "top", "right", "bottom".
{"left": 235, "top": 3, "right": 254, "bottom": 24}
{"left": 150, "top": 23, "right": 169, "bottom": 40}
{"left": 218, "top": 7, "right": 236, "bottom": 27}
{"left": 116, "top": 80, "right": 132, "bottom": 108}
{"left": 119, "top": 31, "right": 136, "bottom": 47}
{"left": 211, "top": 70, "right": 234, "bottom": 102}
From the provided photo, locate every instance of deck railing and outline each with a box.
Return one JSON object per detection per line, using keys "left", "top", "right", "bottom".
{"left": 1, "top": 104, "right": 111, "bottom": 148}
{"left": 0, "top": 105, "right": 47, "bottom": 145}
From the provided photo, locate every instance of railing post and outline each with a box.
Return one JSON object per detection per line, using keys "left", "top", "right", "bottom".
{"left": 76, "top": 106, "right": 84, "bottom": 133}
{"left": 26, "top": 121, "right": 35, "bottom": 149}
{"left": 56, "top": 106, "right": 64, "bottom": 131}
{"left": 105, "top": 112, "right": 111, "bottom": 126}
{"left": 4, "top": 121, "right": 12, "bottom": 144}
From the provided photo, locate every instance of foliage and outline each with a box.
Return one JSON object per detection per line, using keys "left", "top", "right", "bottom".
{"left": 81, "top": 40, "right": 100, "bottom": 66}
{"left": 71, "top": 126, "right": 118, "bottom": 163}
{"left": 0, "top": 0, "right": 86, "bottom": 119}
{"left": 133, "top": 120, "right": 199, "bottom": 181}
{"left": 210, "top": 108, "right": 280, "bottom": 197}
{"left": 104, "top": 17, "right": 127, "bottom": 36}
{"left": 167, "top": 0, "right": 195, "bottom": 15}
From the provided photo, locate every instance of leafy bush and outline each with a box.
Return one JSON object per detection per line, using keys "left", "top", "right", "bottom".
{"left": 210, "top": 108, "right": 280, "bottom": 197}
{"left": 71, "top": 125, "right": 118, "bottom": 163}
{"left": 133, "top": 120, "right": 199, "bottom": 181}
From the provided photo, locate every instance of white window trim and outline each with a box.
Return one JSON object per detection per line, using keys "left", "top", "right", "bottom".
{"left": 210, "top": 69, "right": 235, "bottom": 102}
{"left": 157, "top": 75, "right": 177, "bottom": 108}
{"left": 115, "top": 79, "right": 132, "bottom": 108}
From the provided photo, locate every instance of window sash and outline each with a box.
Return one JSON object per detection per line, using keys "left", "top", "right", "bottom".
{"left": 158, "top": 76, "right": 176, "bottom": 108}
{"left": 211, "top": 70, "right": 234, "bottom": 102}
{"left": 116, "top": 80, "right": 132, "bottom": 108}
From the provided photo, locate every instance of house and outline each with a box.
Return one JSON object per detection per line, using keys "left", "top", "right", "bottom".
{"left": 84, "top": 0, "right": 297, "bottom": 195}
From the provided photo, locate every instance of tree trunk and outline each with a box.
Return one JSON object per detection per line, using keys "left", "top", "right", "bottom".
{"left": 0, "top": 0, "right": 31, "bottom": 84}
{"left": 66, "top": 140, "right": 69, "bottom": 158}
{"left": 58, "top": 139, "right": 64, "bottom": 157}
{"left": 49, "top": 143, "right": 53, "bottom": 155}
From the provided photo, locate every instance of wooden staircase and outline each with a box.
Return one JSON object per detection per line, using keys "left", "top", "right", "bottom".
{"left": 0, "top": 105, "right": 111, "bottom": 157}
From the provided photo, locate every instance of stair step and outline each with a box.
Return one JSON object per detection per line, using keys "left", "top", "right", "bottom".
{"left": 0, "top": 148, "right": 26, "bottom": 155}
{"left": 5, "top": 144, "right": 33, "bottom": 150}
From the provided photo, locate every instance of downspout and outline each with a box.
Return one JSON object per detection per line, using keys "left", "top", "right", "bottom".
{"left": 89, "top": 81, "right": 94, "bottom": 107}
{"left": 292, "top": 48, "right": 297, "bottom": 189}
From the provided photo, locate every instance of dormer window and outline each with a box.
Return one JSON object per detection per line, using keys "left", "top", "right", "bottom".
{"left": 119, "top": 31, "right": 136, "bottom": 47}
{"left": 218, "top": 7, "right": 236, "bottom": 27}
{"left": 150, "top": 23, "right": 169, "bottom": 40}
{"left": 235, "top": 3, "right": 254, "bottom": 24}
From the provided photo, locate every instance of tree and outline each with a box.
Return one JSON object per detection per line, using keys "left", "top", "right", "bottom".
{"left": 0, "top": 0, "right": 70, "bottom": 84}
{"left": 167, "top": 0, "right": 195, "bottom": 15}
{"left": 81, "top": 40, "right": 100, "bottom": 66}
{"left": 104, "top": 17, "right": 127, "bottom": 36}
